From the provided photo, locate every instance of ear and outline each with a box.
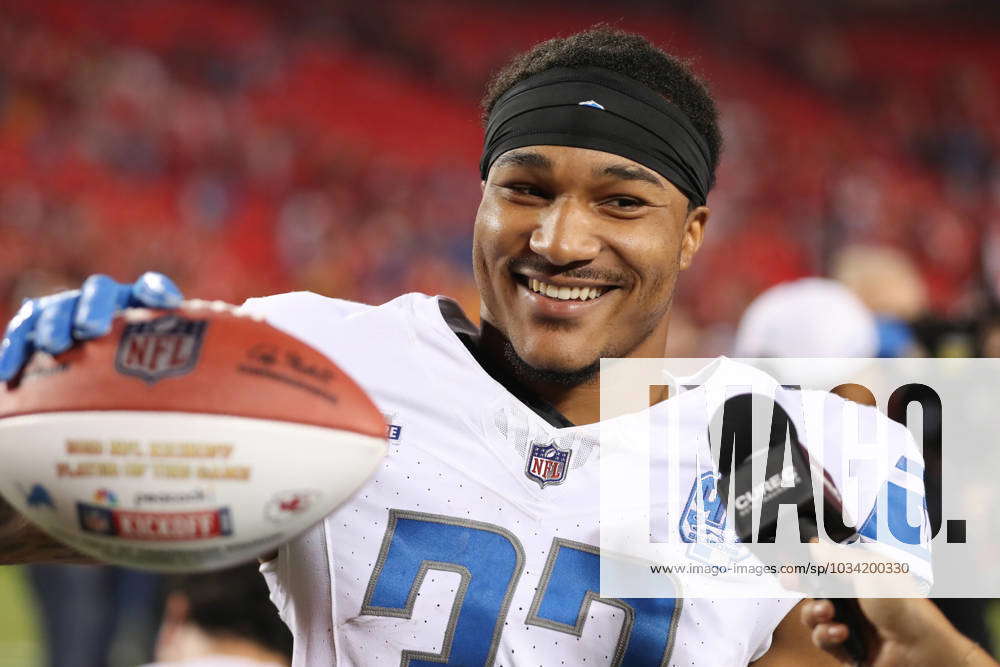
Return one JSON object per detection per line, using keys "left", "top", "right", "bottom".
{"left": 679, "top": 205, "right": 710, "bottom": 271}
{"left": 480, "top": 180, "right": 487, "bottom": 193}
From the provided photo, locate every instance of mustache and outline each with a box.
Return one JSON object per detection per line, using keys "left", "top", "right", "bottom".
{"left": 506, "top": 256, "right": 631, "bottom": 286}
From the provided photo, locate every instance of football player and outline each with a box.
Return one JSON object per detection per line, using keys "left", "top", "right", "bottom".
{"left": 0, "top": 28, "right": 930, "bottom": 666}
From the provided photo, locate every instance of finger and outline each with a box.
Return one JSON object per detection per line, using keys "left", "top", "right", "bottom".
{"left": 73, "top": 275, "right": 131, "bottom": 339}
{"left": 802, "top": 599, "right": 836, "bottom": 628}
{"left": 35, "top": 291, "right": 81, "bottom": 354}
{"left": 129, "top": 272, "right": 183, "bottom": 308}
{"left": 0, "top": 299, "right": 41, "bottom": 381}
{"left": 812, "top": 621, "right": 850, "bottom": 650}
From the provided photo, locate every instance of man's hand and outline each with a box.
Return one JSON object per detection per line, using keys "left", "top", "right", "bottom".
{"left": 801, "top": 598, "right": 997, "bottom": 667}
{"left": 0, "top": 272, "right": 182, "bottom": 381}
{"left": 0, "top": 500, "right": 94, "bottom": 564}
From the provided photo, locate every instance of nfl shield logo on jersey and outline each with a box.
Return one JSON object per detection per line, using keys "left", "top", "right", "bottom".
{"left": 525, "top": 441, "right": 571, "bottom": 488}
{"left": 115, "top": 315, "right": 207, "bottom": 383}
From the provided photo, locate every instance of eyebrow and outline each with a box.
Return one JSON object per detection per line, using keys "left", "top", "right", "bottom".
{"left": 492, "top": 150, "right": 553, "bottom": 171}
{"left": 597, "top": 164, "right": 665, "bottom": 189}
{"left": 492, "top": 150, "right": 666, "bottom": 190}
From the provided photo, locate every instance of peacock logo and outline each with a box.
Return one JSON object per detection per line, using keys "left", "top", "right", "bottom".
{"left": 93, "top": 488, "right": 118, "bottom": 507}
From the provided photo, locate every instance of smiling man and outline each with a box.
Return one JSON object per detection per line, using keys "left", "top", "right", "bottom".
{"left": 470, "top": 52, "right": 715, "bottom": 428}
{"left": 474, "top": 141, "right": 704, "bottom": 424}
{"left": 1, "top": 28, "right": 917, "bottom": 667}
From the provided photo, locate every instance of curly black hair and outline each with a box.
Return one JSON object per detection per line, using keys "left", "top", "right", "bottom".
{"left": 482, "top": 26, "right": 722, "bottom": 191}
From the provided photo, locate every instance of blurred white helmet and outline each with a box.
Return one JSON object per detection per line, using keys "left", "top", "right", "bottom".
{"left": 733, "top": 277, "right": 877, "bottom": 358}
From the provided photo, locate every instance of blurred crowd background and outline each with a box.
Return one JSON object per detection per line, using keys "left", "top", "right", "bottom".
{"left": 1, "top": 0, "right": 1000, "bottom": 664}
{"left": 3, "top": 0, "right": 1000, "bottom": 353}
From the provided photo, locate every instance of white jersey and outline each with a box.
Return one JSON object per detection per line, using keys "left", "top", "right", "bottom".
{"left": 243, "top": 292, "right": 930, "bottom": 667}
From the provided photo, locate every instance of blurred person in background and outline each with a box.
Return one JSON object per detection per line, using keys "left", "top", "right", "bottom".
{"left": 734, "top": 275, "right": 996, "bottom": 658}
{"left": 831, "top": 245, "right": 928, "bottom": 358}
{"left": 732, "top": 277, "right": 879, "bottom": 404}
{"left": 143, "top": 564, "right": 291, "bottom": 667}
{"left": 733, "top": 277, "right": 878, "bottom": 359}
{"left": 28, "top": 564, "right": 163, "bottom": 667}
{"left": 833, "top": 244, "right": 996, "bottom": 654}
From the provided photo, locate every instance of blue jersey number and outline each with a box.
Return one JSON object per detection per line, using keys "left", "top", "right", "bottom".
{"left": 527, "top": 538, "right": 680, "bottom": 666}
{"left": 362, "top": 510, "right": 680, "bottom": 666}
{"left": 361, "top": 510, "right": 524, "bottom": 665}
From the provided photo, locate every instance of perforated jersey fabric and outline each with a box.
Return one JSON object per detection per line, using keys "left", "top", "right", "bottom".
{"left": 243, "top": 292, "right": 929, "bottom": 667}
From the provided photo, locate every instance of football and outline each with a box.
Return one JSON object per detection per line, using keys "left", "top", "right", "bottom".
{"left": 0, "top": 301, "right": 387, "bottom": 572}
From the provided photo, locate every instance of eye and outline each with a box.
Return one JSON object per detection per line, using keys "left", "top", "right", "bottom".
{"left": 506, "top": 184, "right": 548, "bottom": 198}
{"left": 602, "top": 196, "right": 647, "bottom": 211}
{"left": 498, "top": 181, "right": 552, "bottom": 206}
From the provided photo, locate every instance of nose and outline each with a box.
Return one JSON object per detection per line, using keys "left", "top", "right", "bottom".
{"left": 528, "top": 198, "right": 602, "bottom": 266}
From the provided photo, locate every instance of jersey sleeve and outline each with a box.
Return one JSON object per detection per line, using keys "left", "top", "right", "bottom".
{"left": 802, "top": 391, "right": 933, "bottom": 591}
{"left": 241, "top": 292, "right": 373, "bottom": 339}
{"left": 853, "top": 415, "right": 933, "bottom": 588}
{"left": 259, "top": 521, "right": 337, "bottom": 666}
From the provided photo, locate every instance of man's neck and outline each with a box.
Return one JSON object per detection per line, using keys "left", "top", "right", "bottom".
{"left": 512, "top": 367, "right": 602, "bottom": 426}
{"left": 475, "top": 322, "right": 669, "bottom": 426}
{"left": 470, "top": 323, "right": 593, "bottom": 424}
{"left": 522, "top": 370, "right": 670, "bottom": 425}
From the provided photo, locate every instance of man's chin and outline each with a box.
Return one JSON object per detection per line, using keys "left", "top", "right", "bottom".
{"left": 503, "top": 339, "right": 600, "bottom": 388}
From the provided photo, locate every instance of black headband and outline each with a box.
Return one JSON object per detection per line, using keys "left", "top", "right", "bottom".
{"left": 480, "top": 66, "right": 712, "bottom": 207}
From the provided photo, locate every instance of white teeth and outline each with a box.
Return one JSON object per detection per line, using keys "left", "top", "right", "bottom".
{"left": 526, "top": 279, "right": 606, "bottom": 301}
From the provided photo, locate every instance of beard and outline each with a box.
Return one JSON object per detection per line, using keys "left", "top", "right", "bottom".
{"left": 502, "top": 337, "right": 601, "bottom": 387}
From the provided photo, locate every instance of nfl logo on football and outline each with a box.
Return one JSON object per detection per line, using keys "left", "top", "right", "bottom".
{"left": 115, "top": 315, "right": 207, "bottom": 384}
{"left": 525, "top": 441, "right": 571, "bottom": 488}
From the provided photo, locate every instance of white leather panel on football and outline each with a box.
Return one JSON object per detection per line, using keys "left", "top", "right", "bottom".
{"left": 0, "top": 411, "right": 386, "bottom": 572}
